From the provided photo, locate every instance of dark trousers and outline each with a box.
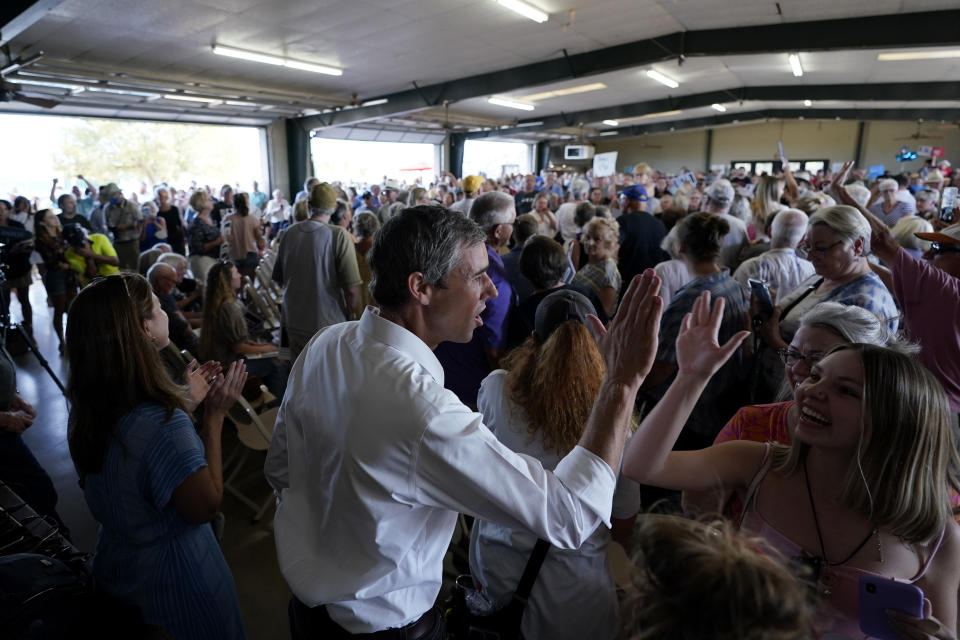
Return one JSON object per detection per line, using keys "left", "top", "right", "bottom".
{"left": 288, "top": 597, "right": 445, "bottom": 640}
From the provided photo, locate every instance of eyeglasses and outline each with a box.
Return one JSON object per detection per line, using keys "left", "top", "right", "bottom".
{"left": 930, "top": 242, "right": 960, "bottom": 255}
{"left": 802, "top": 240, "right": 844, "bottom": 257}
{"left": 777, "top": 348, "right": 823, "bottom": 369}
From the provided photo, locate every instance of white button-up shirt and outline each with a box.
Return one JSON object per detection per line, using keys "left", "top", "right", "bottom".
{"left": 264, "top": 307, "right": 616, "bottom": 633}
{"left": 732, "top": 247, "right": 816, "bottom": 304}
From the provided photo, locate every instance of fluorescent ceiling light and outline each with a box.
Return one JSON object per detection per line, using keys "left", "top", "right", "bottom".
{"left": 224, "top": 100, "right": 260, "bottom": 107}
{"left": 646, "top": 69, "right": 679, "bottom": 89}
{"left": 361, "top": 98, "right": 388, "bottom": 107}
{"left": 877, "top": 49, "right": 960, "bottom": 61}
{"left": 602, "top": 119, "right": 619, "bottom": 126}
{"left": 598, "top": 131, "right": 618, "bottom": 136}
{"left": 517, "top": 82, "right": 606, "bottom": 101}
{"left": 488, "top": 97, "right": 535, "bottom": 111}
{"left": 788, "top": 54, "right": 803, "bottom": 77}
{"left": 13, "top": 78, "right": 84, "bottom": 92}
{"left": 618, "top": 109, "right": 683, "bottom": 124}
{"left": 711, "top": 103, "right": 727, "bottom": 112}
{"left": 803, "top": 99, "right": 813, "bottom": 107}
{"left": 212, "top": 45, "right": 342, "bottom": 76}
{"left": 493, "top": 0, "right": 548, "bottom": 23}
{"left": 514, "top": 121, "right": 544, "bottom": 128}
{"left": 163, "top": 94, "right": 223, "bottom": 104}
{"left": 87, "top": 87, "right": 159, "bottom": 98}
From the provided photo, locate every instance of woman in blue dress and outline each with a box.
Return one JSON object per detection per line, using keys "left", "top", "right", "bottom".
{"left": 65, "top": 273, "right": 248, "bottom": 640}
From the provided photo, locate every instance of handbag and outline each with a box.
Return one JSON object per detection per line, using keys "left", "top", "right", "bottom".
{"left": 445, "top": 538, "right": 551, "bottom": 640}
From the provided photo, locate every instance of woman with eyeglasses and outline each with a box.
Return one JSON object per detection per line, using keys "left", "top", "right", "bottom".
{"left": 751, "top": 205, "right": 899, "bottom": 402}
{"left": 66, "top": 274, "right": 247, "bottom": 639}
{"left": 624, "top": 291, "right": 960, "bottom": 640}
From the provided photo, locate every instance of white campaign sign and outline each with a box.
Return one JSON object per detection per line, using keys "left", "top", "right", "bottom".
{"left": 593, "top": 151, "right": 618, "bottom": 177}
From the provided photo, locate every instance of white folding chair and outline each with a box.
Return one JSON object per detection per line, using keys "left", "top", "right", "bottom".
{"left": 223, "top": 396, "right": 278, "bottom": 523}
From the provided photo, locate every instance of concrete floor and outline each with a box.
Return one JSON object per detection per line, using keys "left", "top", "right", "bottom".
{"left": 12, "top": 279, "right": 291, "bottom": 640}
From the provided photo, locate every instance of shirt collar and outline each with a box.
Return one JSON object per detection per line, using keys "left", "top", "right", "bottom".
{"left": 359, "top": 307, "right": 445, "bottom": 385}
{"left": 486, "top": 244, "right": 504, "bottom": 267}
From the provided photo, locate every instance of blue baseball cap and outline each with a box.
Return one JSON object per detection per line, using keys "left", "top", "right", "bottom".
{"left": 621, "top": 184, "right": 648, "bottom": 202}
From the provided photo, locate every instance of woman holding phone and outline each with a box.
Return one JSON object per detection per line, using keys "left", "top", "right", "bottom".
{"left": 623, "top": 291, "right": 960, "bottom": 639}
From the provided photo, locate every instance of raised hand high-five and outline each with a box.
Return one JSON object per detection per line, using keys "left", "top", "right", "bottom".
{"left": 676, "top": 290, "right": 750, "bottom": 380}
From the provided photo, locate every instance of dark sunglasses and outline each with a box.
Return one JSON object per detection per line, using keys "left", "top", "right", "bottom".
{"left": 931, "top": 242, "right": 960, "bottom": 255}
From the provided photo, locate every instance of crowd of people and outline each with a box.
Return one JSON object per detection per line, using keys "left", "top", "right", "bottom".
{"left": 1, "top": 152, "right": 958, "bottom": 640}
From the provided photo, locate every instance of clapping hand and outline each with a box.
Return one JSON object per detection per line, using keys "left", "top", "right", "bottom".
{"left": 185, "top": 360, "right": 222, "bottom": 411}
{"left": 203, "top": 360, "right": 247, "bottom": 416}
{"left": 676, "top": 291, "right": 750, "bottom": 380}
{"left": 588, "top": 269, "right": 662, "bottom": 388}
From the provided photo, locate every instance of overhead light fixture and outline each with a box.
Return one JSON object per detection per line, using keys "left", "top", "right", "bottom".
{"left": 361, "top": 98, "right": 388, "bottom": 107}
{"left": 617, "top": 109, "right": 683, "bottom": 124}
{"left": 87, "top": 87, "right": 159, "bottom": 98}
{"left": 493, "top": 0, "right": 548, "bottom": 23}
{"left": 224, "top": 100, "right": 261, "bottom": 107}
{"left": 212, "top": 45, "right": 343, "bottom": 76}
{"left": 788, "top": 54, "right": 803, "bottom": 77}
{"left": 646, "top": 69, "right": 679, "bottom": 89}
{"left": 598, "top": 131, "right": 618, "bottom": 136}
{"left": 711, "top": 103, "right": 727, "bottom": 112}
{"left": 163, "top": 94, "right": 223, "bottom": 104}
{"left": 803, "top": 99, "right": 813, "bottom": 107}
{"left": 517, "top": 82, "right": 606, "bottom": 101}
{"left": 602, "top": 119, "right": 619, "bottom": 126}
{"left": 877, "top": 49, "right": 960, "bottom": 61}
{"left": 514, "top": 121, "right": 544, "bottom": 128}
{"left": 12, "top": 78, "right": 84, "bottom": 93}
{"left": 488, "top": 97, "right": 535, "bottom": 111}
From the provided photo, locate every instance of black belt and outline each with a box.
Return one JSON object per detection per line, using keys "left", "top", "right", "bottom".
{"left": 289, "top": 596, "right": 442, "bottom": 640}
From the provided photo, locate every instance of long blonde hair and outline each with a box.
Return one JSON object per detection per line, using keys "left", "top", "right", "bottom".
{"left": 750, "top": 176, "right": 785, "bottom": 234}
{"left": 772, "top": 344, "right": 959, "bottom": 544}
{"left": 503, "top": 321, "right": 605, "bottom": 455}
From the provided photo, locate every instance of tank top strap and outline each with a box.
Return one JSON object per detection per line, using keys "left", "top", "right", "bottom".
{"left": 738, "top": 442, "right": 774, "bottom": 528}
{"left": 909, "top": 526, "right": 947, "bottom": 583}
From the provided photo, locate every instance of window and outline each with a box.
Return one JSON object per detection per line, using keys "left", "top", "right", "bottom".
{"left": 310, "top": 138, "right": 435, "bottom": 185}
{"left": 462, "top": 141, "right": 531, "bottom": 178}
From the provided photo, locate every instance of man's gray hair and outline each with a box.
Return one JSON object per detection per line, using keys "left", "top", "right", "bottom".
{"left": 845, "top": 184, "right": 871, "bottom": 208}
{"left": 303, "top": 176, "right": 318, "bottom": 192}
{"left": 799, "top": 301, "right": 917, "bottom": 355}
{"left": 368, "top": 205, "right": 485, "bottom": 310}
{"left": 808, "top": 205, "right": 872, "bottom": 255}
{"left": 770, "top": 209, "right": 808, "bottom": 248}
{"left": 146, "top": 261, "right": 175, "bottom": 289}
{"left": 157, "top": 252, "right": 187, "bottom": 271}
{"left": 915, "top": 188, "right": 939, "bottom": 203}
{"left": 470, "top": 191, "right": 515, "bottom": 230}
{"left": 354, "top": 211, "right": 380, "bottom": 240}
{"left": 704, "top": 179, "right": 735, "bottom": 213}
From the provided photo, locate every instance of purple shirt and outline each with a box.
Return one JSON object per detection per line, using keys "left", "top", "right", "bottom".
{"left": 891, "top": 247, "right": 960, "bottom": 412}
{"left": 434, "top": 245, "right": 514, "bottom": 406}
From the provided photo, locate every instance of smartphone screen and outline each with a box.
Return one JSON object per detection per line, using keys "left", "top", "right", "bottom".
{"left": 940, "top": 186, "right": 957, "bottom": 223}
{"left": 749, "top": 279, "right": 774, "bottom": 317}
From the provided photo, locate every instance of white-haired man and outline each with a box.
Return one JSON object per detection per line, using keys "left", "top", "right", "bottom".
{"left": 733, "top": 209, "right": 815, "bottom": 303}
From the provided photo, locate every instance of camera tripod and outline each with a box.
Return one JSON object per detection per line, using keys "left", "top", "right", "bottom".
{"left": 0, "top": 268, "right": 66, "bottom": 393}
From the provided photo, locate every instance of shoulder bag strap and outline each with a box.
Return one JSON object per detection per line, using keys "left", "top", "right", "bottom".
{"left": 778, "top": 277, "right": 824, "bottom": 323}
{"left": 512, "top": 539, "right": 551, "bottom": 604}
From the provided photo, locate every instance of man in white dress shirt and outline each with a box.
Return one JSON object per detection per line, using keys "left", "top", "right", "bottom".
{"left": 733, "top": 208, "right": 815, "bottom": 303}
{"left": 265, "top": 204, "right": 662, "bottom": 638}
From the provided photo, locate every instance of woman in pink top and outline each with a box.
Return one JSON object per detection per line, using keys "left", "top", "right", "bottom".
{"left": 623, "top": 291, "right": 960, "bottom": 639}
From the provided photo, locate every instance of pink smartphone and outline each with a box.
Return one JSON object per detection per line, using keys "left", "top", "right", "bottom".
{"left": 858, "top": 575, "right": 924, "bottom": 640}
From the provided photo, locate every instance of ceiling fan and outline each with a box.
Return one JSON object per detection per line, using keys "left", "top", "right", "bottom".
{"left": 894, "top": 120, "right": 943, "bottom": 141}
{"left": 0, "top": 78, "right": 61, "bottom": 109}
